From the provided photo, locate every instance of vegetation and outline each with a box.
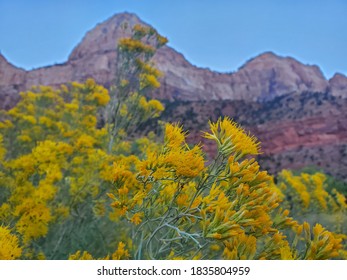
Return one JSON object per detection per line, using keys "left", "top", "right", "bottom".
{"left": 0, "top": 24, "right": 346, "bottom": 260}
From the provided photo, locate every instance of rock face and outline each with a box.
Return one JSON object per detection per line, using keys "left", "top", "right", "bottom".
{"left": 329, "top": 73, "right": 347, "bottom": 97}
{"left": 232, "top": 52, "right": 329, "bottom": 101}
{"left": 155, "top": 50, "right": 333, "bottom": 102}
{"left": 1, "top": 12, "right": 347, "bottom": 181}
{"left": 0, "top": 54, "right": 26, "bottom": 109}
{"left": 1, "top": 12, "right": 346, "bottom": 107}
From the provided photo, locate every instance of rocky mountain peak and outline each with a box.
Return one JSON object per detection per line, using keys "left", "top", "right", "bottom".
{"left": 0, "top": 53, "right": 21, "bottom": 70}
{"left": 0, "top": 53, "right": 25, "bottom": 83}
{"left": 69, "top": 12, "right": 145, "bottom": 61}
{"left": 0, "top": 12, "right": 346, "bottom": 106}
{"left": 329, "top": 73, "right": 347, "bottom": 97}
{"left": 235, "top": 52, "right": 329, "bottom": 101}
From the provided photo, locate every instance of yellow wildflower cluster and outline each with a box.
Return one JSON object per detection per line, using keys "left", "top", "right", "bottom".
{"left": 279, "top": 170, "right": 346, "bottom": 214}
{"left": 277, "top": 170, "right": 347, "bottom": 258}
{"left": 106, "top": 118, "right": 344, "bottom": 260}
{"left": 138, "top": 97, "right": 164, "bottom": 117}
{"left": 118, "top": 38, "right": 155, "bottom": 55}
{"left": 105, "top": 23, "right": 167, "bottom": 156}
{"left": 203, "top": 117, "right": 260, "bottom": 157}
{"left": 307, "top": 223, "right": 344, "bottom": 259}
{"left": 140, "top": 73, "right": 161, "bottom": 89}
{"left": 0, "top": 226, "right": 22, "bottom": 260}
{"left": 136, "top": 59, "right": 162, "bottom": 77}
{"left": 68, "top": 242, "right": 130, "bottom": 260}
{"left": 0, "top": 80, "right": 121, "bottom": 258}
{"left": 132, "top": 24, "right": 168, "bottom": 48}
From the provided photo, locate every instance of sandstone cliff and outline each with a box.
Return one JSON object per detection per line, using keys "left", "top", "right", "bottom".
{"left": 1, "top": 12, "right": 346, "bottom": 109}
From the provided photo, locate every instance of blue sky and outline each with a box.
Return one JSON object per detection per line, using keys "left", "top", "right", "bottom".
{"left": 0, "top": 0, "right": 346, "bottom": 79}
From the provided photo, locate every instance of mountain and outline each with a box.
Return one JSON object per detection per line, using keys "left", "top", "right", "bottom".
{"left": 1, "top": 12, "right": 347, "bottom": 181}
{"left": 1, "top": 12, "right": 347, "bottom": 108}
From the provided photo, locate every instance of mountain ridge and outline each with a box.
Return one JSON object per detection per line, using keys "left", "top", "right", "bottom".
{"left": 1, "top": 12, "right": 347, "bottom": 181}
{"left": 1, "top": 12, "right": 347, "bottom": 109}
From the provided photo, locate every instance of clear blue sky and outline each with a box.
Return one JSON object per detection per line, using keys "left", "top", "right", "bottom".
{"left": 0, "top": 0, "right": 346, "bottom": 79}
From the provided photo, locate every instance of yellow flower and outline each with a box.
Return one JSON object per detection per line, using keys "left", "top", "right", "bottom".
{"left": 147, "top": 99, "right": 164, "bottom": 115}
{"left": 111, "top": 242, "right": 130, "bottom": 260}
{"left": 203, "top": 117, "right": 260, "bottom": 156}
{"left": 139, "top": 96, "right": 148, "bottom": 110}
{"left": 306, "top": 173, "right": 329, "bottom": 210}
{"left": 130, "top": 212, "right": 143, "bottom": 225}
{"left": 0, "top": 135, "right": 6, "bottom": 160}
{"left": 118, "top": 185, "right": 129, "bottom": 196}
{"left": 280, "top": 246, "right": 294, "bottom": 260}
{"left": 333, "top": 189, "right": 347, "bottom": 209}
{"left": 133, "top": 24, "right": 148, "bottom": 37}
{"left": 140, "top": 73, "right": 161, "bottom": 89}
{"left": 165, "top": 123, "right": 186, "bottom": 149}
{"left": 0, "top": 226, "right": 22, "bottom": 260}
{"left": 164, "top": 146, "right": 205, "bottom": 178}
{"left": 112, "top": 161, "right": 138, "bottom": 187}
{"left": 85, "top": 78, "right": 96, "bottom": 89}
{"left": 313, "top": 223, "right": 324, "bottom": 236}
{"left": 72, "top": 156, "right": 84, "bottom": 165}
{"left": 0, "top": 120, "right": 13, "bottom": 129}
{"left": 119, "top": 104, "right": 128, "bottom": 117}
{"left": 82, "top": 115, "right": 97, "bottom": 128}
{"left": 176, "top": 193, "right": 189, "bottom": 207}
{"left": 76, "top": 134, "right": 96, "bottom": 149}
{"left": 136, "top": 60, "right": 162, "bottom": 77}
{"left": 22, "top": 115, "right": 37, "bottom": 124}
{"left": 68, "top": 250, "right": 94, "bottom": 260}
{"left": 307, "top": 224, "right": 344, "bottom": 259}
{"left": 156, "top": 34, "right": 168, "bottom": 46}
{"left": 36, "top": 180, "right": 57, "bottom": 201}
{"left": 65, "top": 102, "right": 79, "bottom": 111}
{"left": 14, "top": 200, "right": 52, "bottom": 244}
{"left": 39, "top": 116, "right": 53, "bottom": 128}
{"left": 119, "top": 38, "right": 155, "bottom": 55}
{"left": 71, "top": 81, "right": 84, "bottom": 89}
{"left": 0, "top": 203, "right": 11, "bottom": 220}
{"left": 208, "top": 233, "right": 222, "bottom": 240}
{"left": 281, "top": 170, "right": 311, "bottom": 208}
{"left": 210, "top": 244, "right": 221, "bottom": 251}
{"left": 17, "top": 134, "right": 32, "bottom": 142}
{"left": 160, "top": 183, "right": 177, "bottom": 202}
{"left": 93, "top": 89, "right": 110, "bottom": 106}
